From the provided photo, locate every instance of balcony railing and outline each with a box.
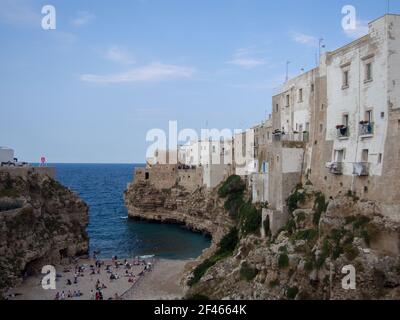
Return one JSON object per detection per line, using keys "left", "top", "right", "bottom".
{"left": 328, "top": 162, "right": 343, "bottom": 175}
{"left": 272, "top": 131, "right": 309, "bottom": 143}
{"left": 336, "top": 126, "right": 350, "bottom": 139}
{"left": 353, "top": 162, "right": 370, "bottom": 176}
{"left": 359, "top": 122, "right": 374, "bottom": 136}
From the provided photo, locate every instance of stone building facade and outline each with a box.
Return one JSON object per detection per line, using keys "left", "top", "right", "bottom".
{"left": 255, "top": 15, "right": 400, "bottom": 233}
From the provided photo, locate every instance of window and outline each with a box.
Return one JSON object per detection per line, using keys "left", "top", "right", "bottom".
{"left": 275, "top": 104, "right": 279, "bottom": 112}
{"left": 378, "top": 153, "right": 382, "bottom": 164}
{"left": 398, "top": 119, "right": 400, "bottom": 130}
{"left": 321, "top": 104, "right": 325, "bottom": 111}
{"left": 365, "top": 110, "right": 373, "bottom": 123}
{"left": 343, "top": 70, "right": 349, "bottom": 88}
{"left": 311, "top": 83, "right": 314, "bottom": 92}
{"left": 319, "top": 123, "right": 323, "bottom": 133}
{"left": 145, "top": 172, "right": 150, "bottom": 180}
{"left": 343, "top": 114, "right": 349, "bottom": 126}
{"left": 381, "top": 112, "right": 385, "bottom": 119}
{"left": 286, "top": 94, "right": 290, "bottom": 107}
{"left": 298, "top": 88, "right": 303, "bottom": 102}
{"left": 362, "top": 149, "right": 369, "bottom": 163}
{"left": 365, "top": 62, "right": 373, "bottom": 81}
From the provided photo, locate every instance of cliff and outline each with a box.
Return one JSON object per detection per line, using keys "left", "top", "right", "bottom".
{"left": 124, "top": 180, "right": 235, "bottom": 273}
{"left": 186, "top": 184, "right": 400, "bottom": 300}
{"left": 0, "top": 171, "right": 89, "bottom": 294}
{"left": 125, "top": 173, "right": 400, "bottom": 300}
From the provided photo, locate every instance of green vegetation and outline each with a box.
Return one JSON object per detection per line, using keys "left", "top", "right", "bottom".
{"left": 238, "top": 202, "right": 262, "bottom": 236}
{"left": 313, "top": 192, "right": 328, "bottom": 226}
{"left": 286, "top": 184, "right": 306, "bottom": 214}
{"left": 278, "top": 253, "right": 289, "bottom": 269}
{"left": 344, "top": 215, "right": 380, "bottom": 246}
{"left": 286, "top": 286, "right": 299, "bottom": 300}
{"left": 294, "top": 229, "right": 318, "bottom": 242}
{"left": 240, "top": 262, "right": 258, "bottom": 281}
{"left": 188, "top": 228, "right": 239, "bottom": 286}
{"left": 219, "top": 175, "right": 262, "bottom": 235}
{"left": 218, "top": 175, "right": 245, "bottom": 198}
{"left": 269, "top": 279, "right": 280, "bottom": 288}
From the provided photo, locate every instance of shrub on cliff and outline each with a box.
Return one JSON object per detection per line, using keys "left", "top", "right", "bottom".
{"left": 218, "top": 175, "right": 245, "bottom": 198}
{"left": 188, "top": 228, "right": 239, "bottom": 287}
{"left": 239, "top": 202, "right": 262, "bottom": 236}
{"left": 286, "top": 184, "right": 306, "bottom": 214}
{"left": 240, "top": 262, "right": 258, "bottom": 281}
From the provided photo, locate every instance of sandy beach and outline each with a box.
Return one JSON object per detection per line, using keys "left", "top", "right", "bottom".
{"left": 5, "top": 257, "right": 190, "bottom": 301}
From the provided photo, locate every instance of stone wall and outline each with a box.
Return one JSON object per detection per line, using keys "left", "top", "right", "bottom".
{"left": 0, "top": 167, "right": 55, "bottom": 179}
{"left": 178, "top": 167, "right": 203, "bottom": 191}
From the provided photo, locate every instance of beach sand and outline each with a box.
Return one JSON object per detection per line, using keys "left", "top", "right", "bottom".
{"left": 5, "top": 257, "right": 190, "bottom": 300}
{"left": 122, "top": 259, "right": 190, "bottom": 300}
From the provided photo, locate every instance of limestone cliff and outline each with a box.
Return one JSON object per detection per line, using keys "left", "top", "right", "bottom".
{"left": 124, "top": 181, "right": 235, "bottom": 269}
{"left": 0, "top": 171, "right": 89, "bottom": 294}
{"left": 186, "top": 185, "right": 400, "bottom": 300}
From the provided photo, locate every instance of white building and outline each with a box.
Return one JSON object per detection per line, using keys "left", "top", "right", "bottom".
{"left": 0, "top": 147, "right": 15, "bottom": 163}
{"left": 234, "top": 129, "right": 257, "bottom": 176}
{"left": 325, "top": 14, "right": 400, "bottom": 178}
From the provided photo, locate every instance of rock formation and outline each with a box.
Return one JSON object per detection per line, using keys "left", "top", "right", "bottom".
{"left": 186, "top": 184, "right": 400, "bottom": 300}
{"left": 0, "top": 171, "right": 89, "bottom": 295}
{"left": 125, "top": 174, "right": 400, "bottom": 300}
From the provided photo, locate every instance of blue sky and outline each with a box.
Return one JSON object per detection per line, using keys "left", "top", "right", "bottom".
{"left": 0, "top": 0, "right": 399, "bottom": 163}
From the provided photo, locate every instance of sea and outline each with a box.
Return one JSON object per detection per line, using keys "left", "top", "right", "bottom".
{"left": 51, "top": 163, "right": 211, "bottom": 260}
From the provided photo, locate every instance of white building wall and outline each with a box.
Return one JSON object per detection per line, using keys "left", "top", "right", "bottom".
{"left": 277, "top": 70, "right": 315, "bottom": 133}
{"left": 234, "top": 129, "right": 256, "bottom": 176}
{"left": 326, "top": 16, "right": 390, "bottom": 177}
{"left": 0, "top": 148, "right": 14, "bottom": 163}
{"left": 282, "top": 148, "right": 304, "bottom": 173}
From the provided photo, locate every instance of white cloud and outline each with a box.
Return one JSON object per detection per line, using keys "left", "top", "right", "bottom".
{"left": 80, "top": 63, "right": 195, "bottom": 84}
{"left": 227, "top": 48, "right": 267, "bottom": 69}
{"left": 343, "top": 19, "right": 369, "bottom": 39}
{"left": 105, "top": 46, "right": 135, "bottom": 64}
{"left": 0, "top": 0, "right": 40, "bottom": 27}
{"left": 71, "top": 11, "right": 95, "bottom": 27}
{"left": 292, "top": 32, "right": 318, "bottom": 46}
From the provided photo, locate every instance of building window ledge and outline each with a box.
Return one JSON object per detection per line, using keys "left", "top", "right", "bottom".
{"left": 364, "top": 78, "right": 373, "bottom": 84}
{"left": 360, "top": 134, "right": 373, "bottom": 139}
{"left": 341, "top": 84, "right": 349, "bottom": 90}
{"left": 338, "top": 136, "right": 350, "bottom": 140}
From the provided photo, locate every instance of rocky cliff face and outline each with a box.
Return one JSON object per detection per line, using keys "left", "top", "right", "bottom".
{"left": 124, "top": 181, "right": 235, "bottom": 269}
{"left": 0, "top": 171, "right": 89, "bottom": 294}
{"left": 186, "top": 185, "right": 400, "bottom": 300}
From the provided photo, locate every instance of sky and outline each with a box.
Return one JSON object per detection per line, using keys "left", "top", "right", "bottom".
{"left": 0, "top": 0, "right": 399, "bottom": 163}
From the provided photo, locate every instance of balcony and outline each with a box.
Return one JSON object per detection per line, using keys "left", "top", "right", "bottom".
{"left": 359, "top": 122, "right": 374, "bottom": 137}
{"left": 328, "top": 162, "right": 343, "bottom": 175}
{"left": 353, "top": 162, "right": 370, "bottom": 176}
{"left": 336, "top": 126, "right": 349, "bottom": 139}
{"left": 272, "top": 131, "right": 309, "bottom": 143}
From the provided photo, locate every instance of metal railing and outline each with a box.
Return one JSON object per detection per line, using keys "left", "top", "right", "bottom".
{"left": 272, "top": 131, "right": 309, "bottom": 143}
{"left": 359, "top": 122, "right": 374, "bottom": 136}
{"left": 353, "top": 162, "right": 370, "bottom": 176}
{"left": 328, "top": 162, "right": 343, "bottom": 175}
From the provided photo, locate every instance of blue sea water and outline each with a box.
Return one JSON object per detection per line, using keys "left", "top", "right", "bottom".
{"left": 52, "top": 163, "right": 211, "bottom": 260}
